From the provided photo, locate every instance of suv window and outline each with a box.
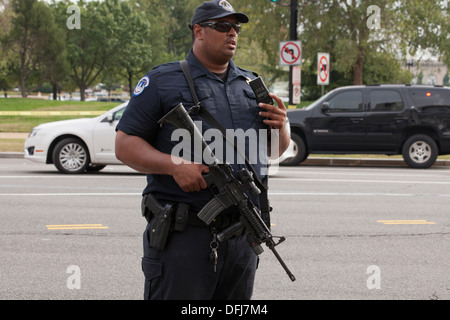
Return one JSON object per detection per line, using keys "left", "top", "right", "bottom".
{"left": 328, "top": 90, "right": 363, "bottom": 112}
{"left": 370, "top": 90, "right": 404, "bottom": 112}
{"left": 408, "top": 88, "right": 450, "bottom": 108}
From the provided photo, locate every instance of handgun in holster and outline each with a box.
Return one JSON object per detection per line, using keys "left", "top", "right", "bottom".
{"left": 141, "top": 194, "right": 191, "bottom": 250}
{"left": 141, "top": 194, "right": 175, "bottom": 250}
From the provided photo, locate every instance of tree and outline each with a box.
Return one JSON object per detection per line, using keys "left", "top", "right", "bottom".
{"left": 299, "top": 0, "right": 447, "bottom": 87}
{"left": 0, "top": 0, "right": 13, "bottom": 96}
{"left": 233, "top": 0, "right": 446, "bottom": 97}
{"left": 395, "top": 0, "right": 449, "bottom": 67}
{"left": 51, "top": 0, "right": 122, "bottom": 101}
{"left": 106, "top": 0, "right": 162, "bottom": 95}
{"left": 232, "top": 0, "right": 291, "bottom": 86}
{"left": 53, "top": 0, "right": 178, "bottom": 100}
{"left": 44, "top": 4, "right": 70, "bottom": 100}
{"left": 443, "top": 73, "right": 449, "bottom": 87}
{"left": 0, "top": 0, "right": 12, "bottom": 43}
{"left": 4, "top": 0, "right": 66, "bottom": 97}
{"left": 141, "top": 0, "right": 198, "bottom": 60}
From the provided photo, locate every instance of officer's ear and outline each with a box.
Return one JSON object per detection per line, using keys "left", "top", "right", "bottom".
{"left": 192, "top": 24, "right": 205, "bottom": 41}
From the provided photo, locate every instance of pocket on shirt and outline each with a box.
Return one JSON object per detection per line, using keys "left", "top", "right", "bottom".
{"left": 180, "top": 87, "right": 212, "bottom": 110}
{"left": 243, "top": 87, "right": 261, "bottom": 111}
{"left": 243, "top": 88, "right": 265, "bottom": 128}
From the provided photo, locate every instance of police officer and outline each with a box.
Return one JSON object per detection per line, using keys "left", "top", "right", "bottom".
{"left": 115, "top": 0, "right": 290, "bottom": 300}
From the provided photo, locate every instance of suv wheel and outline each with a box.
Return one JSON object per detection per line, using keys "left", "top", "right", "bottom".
{"left": 280, "top": 133, "right": 308, "bottom": 166}
{"left": 402, "top": 134, "right": 438, "bottom": 169}
{"left": 52, "top": 138, "right": 90, "bottom": 174}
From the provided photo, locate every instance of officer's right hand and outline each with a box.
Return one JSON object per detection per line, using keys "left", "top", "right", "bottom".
{"left": 172, "top": 162, "right": 209, "bottom": 192}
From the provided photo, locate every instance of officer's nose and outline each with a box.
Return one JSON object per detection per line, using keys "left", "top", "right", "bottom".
{"left": 228, "top": 26, "right": 238, "bottom": 37}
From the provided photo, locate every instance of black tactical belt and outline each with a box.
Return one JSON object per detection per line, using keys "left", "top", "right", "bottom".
{"left": 161, "top": 206, "right": 240, "bottom": 230}
{"left": 141, "top": 194, "right": 240, "bottom": 230}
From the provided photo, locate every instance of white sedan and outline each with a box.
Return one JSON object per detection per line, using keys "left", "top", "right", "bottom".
{"left": 24, "top": 102, "right": 296, "bottom": 174}
{"left": 24, "top": 103, "right": 127, "bottom": 174}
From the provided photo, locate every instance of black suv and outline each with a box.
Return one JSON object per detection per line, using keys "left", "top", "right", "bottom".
{"left": 285, "top": 85, "right": 450, "bottom": 168}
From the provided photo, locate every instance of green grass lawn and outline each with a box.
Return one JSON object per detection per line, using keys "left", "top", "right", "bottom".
{"left": 0, "top": 97, "right": 117, "bottom": 111}
{"left": 0, "top": 98, "right": 118, "bottom": 133}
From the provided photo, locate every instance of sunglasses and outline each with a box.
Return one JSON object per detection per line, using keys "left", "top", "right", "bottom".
{"left": 197, "top": 21, "right": 242, "bottom": 34}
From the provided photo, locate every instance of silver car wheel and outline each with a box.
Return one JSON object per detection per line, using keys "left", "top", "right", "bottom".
{"left": 402, "top": 134, "right": 438, "bottom": 168}
{"left": 59, "top": 142, "right": 88, "bottom": 171}
{"left": 408, "top": 140, "right": 432, "bottom": 164}
{"left": 53, "top": 138, "right": 90, "bottom": 174}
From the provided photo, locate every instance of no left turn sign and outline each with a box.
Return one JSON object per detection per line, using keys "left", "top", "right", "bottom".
{"left": 279, "top": 41, "right": 302, "bottom": 66}
{"left": 317, "top": 53, "right": 330, "bottom": 85}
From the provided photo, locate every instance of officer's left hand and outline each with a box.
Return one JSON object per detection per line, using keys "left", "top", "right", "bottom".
{"left": 258, "top": 93, "right": 287, "bottom": 132}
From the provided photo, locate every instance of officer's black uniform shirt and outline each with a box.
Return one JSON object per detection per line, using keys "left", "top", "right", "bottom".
{"left": 117, "top": 50, "right": 269, "bottom": 212}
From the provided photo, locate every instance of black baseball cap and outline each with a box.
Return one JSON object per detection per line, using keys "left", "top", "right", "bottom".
{"left": 190, "top": 0, "right": 249, "bottom": 28}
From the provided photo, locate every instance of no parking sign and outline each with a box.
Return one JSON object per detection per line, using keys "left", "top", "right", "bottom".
{"left": 317, "top": 53, "right": 330, "bottom": 85}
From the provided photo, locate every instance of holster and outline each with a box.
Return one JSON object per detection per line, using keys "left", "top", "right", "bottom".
{"left": 141, "top": 194, "right": 243, "bottom": 250}
{"left": 141, "top": 194, "right": 192, "bottom": 250}
{"left": 141, "top": 194, "right": 175, "bottom": 250}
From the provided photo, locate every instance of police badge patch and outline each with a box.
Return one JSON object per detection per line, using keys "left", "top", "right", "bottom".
{"left": 219, "top": 0, "right": 234, "bottom": 12}
{"left": 133, "top": 76, "right": 150, "bottom": 97}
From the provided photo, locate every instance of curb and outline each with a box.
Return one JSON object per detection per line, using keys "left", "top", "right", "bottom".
{"left": 302, "top": 157, "right": 450, "bottom": 167}
{"left": 1, "top": 152, "right": 449, "bottom": 167}
{"left": 0, "top": 152, "right": 25, "bottom": 159}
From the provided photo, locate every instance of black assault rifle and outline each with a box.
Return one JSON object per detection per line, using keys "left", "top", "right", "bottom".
{"left": 158, "top": 103, "right": 296, "bottom": 282}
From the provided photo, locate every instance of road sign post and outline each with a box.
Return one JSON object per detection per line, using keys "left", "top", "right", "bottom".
{"left": 280, "top": 40, "right": 301, "bottom": 106}
{"left": 292, "top": 66, "right": 301, "bottom": 105}
{"left": 272, "top": 0, "right": 299, "bottom": 106}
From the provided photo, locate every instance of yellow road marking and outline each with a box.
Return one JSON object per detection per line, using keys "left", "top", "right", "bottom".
{"left": 377, "top": 220, "right": 435, "bottom": 225}
{"left": 46, "top": 224, "right": 109, "bottom": 230}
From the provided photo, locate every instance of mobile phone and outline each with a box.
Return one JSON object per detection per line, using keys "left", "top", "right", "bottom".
{"left": 249, "top": 77, "right": 273, "bottom": 105}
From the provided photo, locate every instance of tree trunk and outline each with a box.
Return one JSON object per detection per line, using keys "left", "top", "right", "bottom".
{"left": 353, "top": 47, "right": 365, "bottom": 85}
{"left": 80, "top": 84, "right": 86, "bottom": 101}
{"left": 52, "top": 82, "right": 58, "bottom": 100}
{"left": 128, "top": 71, "right": 133, "bottom": 97}
{"left": 20, "top": 76, "right": 27, "bottom": 98}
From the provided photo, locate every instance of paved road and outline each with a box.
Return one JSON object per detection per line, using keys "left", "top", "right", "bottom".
{"left": 0, "top": 158, "right": 449, "bottom": 300}
{"left": 256, "top": 165, "right": 450, "bottom": 300}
